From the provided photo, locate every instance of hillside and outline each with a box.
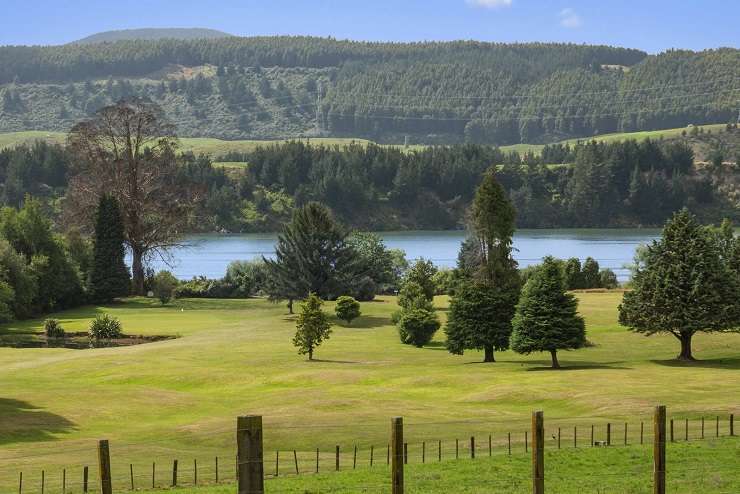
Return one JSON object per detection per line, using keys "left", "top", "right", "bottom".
{"left": 71, "top": 28, "right": 233, "bottom": 44}
{"left": 0, "top": 37, "right": 737, "bottom": 144}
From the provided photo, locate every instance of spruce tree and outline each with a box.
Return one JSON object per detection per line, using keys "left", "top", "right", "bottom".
{"left": 445, "top": 169, "right": 520, "bottom": 362}
{"left": 89, "top": 195, "right": 130, "bottom": 302}
{"left": 511, "top": 256, "right": 586, "bottom": 369}
{"left": 264, "top": 202, "right": 361, "bottom": 312}
{"left": 619, "top": 210, "right": 740, "bottom": 361}
{"left": 293, "top": 293, "right": 332, "bottom": 360}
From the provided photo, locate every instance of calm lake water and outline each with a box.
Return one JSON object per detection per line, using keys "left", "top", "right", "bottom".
{"left": 140, "top": 229, "right": 661, "bottom": 282}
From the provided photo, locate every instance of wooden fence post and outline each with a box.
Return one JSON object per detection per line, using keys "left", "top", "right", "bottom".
{"left": 557, "top": 427, "right": 561, "bottom": 449}
{"left": 455, "top": 439, "right": 459, "bottom": 459}
{"left": 353, "top": 445, "right": 357, "bottom": 469}
{"left": 98, "top": 440, "right": 112, "bottom": 494}
{"left": 624, "top": 423, "right": 628, "bottom": 445}
{"left": 151, "top": 462, "right": 155, "bottom": 489}
{"left": 172, "top": 459, "right": 178, "bottom": 487}
{"left": 489, "top": 434, "right": 492, "bottom": 457}
{"left": 403, "top": 443, "right": 408, "bottom": 465}
{"left": 670, "top": 419, "right": 674, "bottom": 443}
{"left": 83, "top": 466, "right": 88, "bottom": 493}
{"left": 525, "top": 431, "right": 528, "bottom": 453}
{"left": 391, "top": 417, "right": 403, "bottom": 494}
{"left": 730, "top": 414, "right": 734, "bottom": 436}
{"left": 316, "top": 449, "right": 320, "bottom": 473}
{"left": 716, "top": 416, "right": 719, "bottom": 437}
{"left": 607, "top": 423, "right": 611, "bottom": 446}
{"left": 470, "top": 436, "right": 475, "bottom": 459}
{"left": 294, "top": 451, "right": 299, "bottom": 475}
{"left": 130, "top": 463, "right": 134, "bottom": 490}
{"left": 591, "top": 425, "right": 594, "bottom": 446}
{"left": 335, "top": 446, "right": 340, "bottom": 471}
{"left": 18, "top": 471, "right": 22, "bottom": 494}
{"left": 653, "top": 405, "right": 666, "bottom": 494}
{"left": 574, "top": 426, "right": 577, "bottom": 448}
{"left": 422, "top": 441, "right": 426, "bottom": 463}
{"left": 701, "top": 417, "right": 704, "bottom": 439}
{"left": 641, "top": 422, "right": 644, "bottom": 445}
{"left": 685, "top": 419, "right": 688, "bottom": 441}
{"left": 532, "top": 411, "right": 544, "bottom": 494}
{"left": 508, "top": 432, "right": 511, "bottom": 455}
{"left": 275, "top": 451, "right": 279, "bottom": 477}
{"left": 387, "top": 444, "right": 390, "bottom": 466}
{"left": 370, "top": 445, "right": 374, "bottom": 467}
{"left": 438, "top": 440, "right": 441, "bottom": 462}
{"left": 63, "top": 468, "right": 66, "bottom": 494}
{"left": 237, "top": 415, "right": 264, "bottom": 494}
{"left": 41, "top": 470, "right": 44, "bottom": 494}
{"left": 215, "top": 457, "right": 219, "bottom": 483}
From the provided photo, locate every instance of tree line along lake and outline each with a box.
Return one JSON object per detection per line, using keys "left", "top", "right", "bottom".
{"left": 138, "top": 229, "right": 662, "bottom": 283}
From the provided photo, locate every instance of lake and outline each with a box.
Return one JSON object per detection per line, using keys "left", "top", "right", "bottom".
{"left": 139, "top": 229, "right": 661, "bottom": 282}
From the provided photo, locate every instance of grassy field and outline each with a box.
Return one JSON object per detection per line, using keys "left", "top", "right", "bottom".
{"left": 0, "top": 124, "right": 727, "bottom": 157}
{"left": 0, "top": 292, "right": 738, "bottom": 492}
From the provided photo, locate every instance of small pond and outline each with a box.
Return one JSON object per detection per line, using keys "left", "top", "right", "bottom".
{"left": 0, "top": 332, "right": 175, "bottom": 349}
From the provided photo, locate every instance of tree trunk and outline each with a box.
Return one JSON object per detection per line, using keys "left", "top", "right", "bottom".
{"left": 550, "top": 349, "right": 560, "bottom": 369}
{"left": 131, "top": 245, "right": 145, "bottom": 295}
{"left": 483, "top": 345, "right": 495, "bottom": 363}
{"left": 677, "top": 333, "right": 695, "bottom": 361}
{"left": 308, "top": 347, "right": 313, "bottom": 361}
{"left": 287, "top": 299, "right": 294, "bottom": 314}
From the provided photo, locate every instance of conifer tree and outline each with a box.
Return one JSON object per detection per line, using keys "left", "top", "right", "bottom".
{"left": 264, "top": 202, "right": 362, "bottom": 312}
{"left": 511, "top": 256, "right": 586, "bottom": 369}
{"left": 89, "top": 195, "right": 130, "bottom": 302}
{"left": 445, "top": 169, "right": 520, "bottom": 362}
{"left": 293, "top": 293, "right": 332, "bottom": 360}
{"left": 619, "top": 210, "right": 740, "bottom": 360}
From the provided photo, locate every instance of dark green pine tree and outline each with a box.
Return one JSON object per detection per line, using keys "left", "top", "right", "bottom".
{"left": 264, "top": 202, "right": 362, "bottom": 312}
{"left": 89, "top": 195, "right": 130, "bottom": 302}
{"left": 445, "top": 169, "right": 520, "bottom": 362}
{"left": 511, "top": 256, "right": 586, "bottom": 369}
{"left": 619, "top": 209, "right": 740, "bottom": 361}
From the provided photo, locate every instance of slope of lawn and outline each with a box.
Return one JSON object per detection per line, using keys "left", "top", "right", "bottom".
{"left": 0, "top": 292, "right": 738, "bottom": 492}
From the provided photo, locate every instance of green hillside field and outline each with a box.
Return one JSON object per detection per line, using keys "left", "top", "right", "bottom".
{"left": 0, "top": 292, "right": 738, "bottom": 492}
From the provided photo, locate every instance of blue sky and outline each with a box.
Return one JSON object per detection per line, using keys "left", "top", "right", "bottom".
{"left": 1, "top": 0, "right": 737, "bottom": 53}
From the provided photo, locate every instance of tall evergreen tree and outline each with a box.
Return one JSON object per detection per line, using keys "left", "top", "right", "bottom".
{"left": 511, "top": 256, "right": 586, "bottom": 369}
{"left": 445, "top": 169, "right": 520, "bottom": 362}
{"left": 619, "top": 210, "right": 740, "bottom": 360}
{"left": 89, "top": 195, "right": 130, "bottom": 302}
{"left": 264, "top": 202, "right": 361, "bottom": 312}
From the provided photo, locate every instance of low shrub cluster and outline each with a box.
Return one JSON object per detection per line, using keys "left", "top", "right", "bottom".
{"left": 44, "top": 319, "right": 65, "bottom": 338}
{"left": 88, "top": 314, "right": 122, "bottom": 339}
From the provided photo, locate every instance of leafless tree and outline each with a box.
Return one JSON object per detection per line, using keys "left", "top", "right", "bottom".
{"left": 66, "top": 99, "right": 197, "bottom": 294}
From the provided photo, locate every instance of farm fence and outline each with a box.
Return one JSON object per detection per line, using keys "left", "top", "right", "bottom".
{"left": 3, "top": 407, "right": 738, "bottom": 493}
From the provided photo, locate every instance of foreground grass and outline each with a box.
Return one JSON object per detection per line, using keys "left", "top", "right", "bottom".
{"left": 0, "top": 292, "right": 738, "bottom": 491}
{"left": 149, "top": 438, "right": 739, "bottom": 494}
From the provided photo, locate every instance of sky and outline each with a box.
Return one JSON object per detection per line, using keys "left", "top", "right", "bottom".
{"left": 1, "top": 0, "right": 738, "bottom": 53}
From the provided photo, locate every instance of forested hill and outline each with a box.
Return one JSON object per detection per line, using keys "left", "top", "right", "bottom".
{"left": 0, "top": 37, "right": 737, "bottom": 144}
{"left": 71, "top": 28, "right": 233, "bottom": 44}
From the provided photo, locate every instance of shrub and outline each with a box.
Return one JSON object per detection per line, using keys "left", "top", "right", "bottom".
{"left": 398, "top": 308, "right": 440, "bottom": 347}
{"left": 432, "top": 269, "right": 456, "bottom": 295}
{"left": 152, "top": 270, "right": 179, "bottom": 304}
{"left": 89, "top": 314, "right": 122, "bottom": 339}
{"left": 335, "top": 296, "right": 361, "bottom": 325}
{"left": 44, "top": 319, "right": 65, "bottom": 338}
{"left": 397, "top": 281, "right": 433, "bottom": 311}
{"left": 224, "top": 260, "right": 269, "bottom": 297}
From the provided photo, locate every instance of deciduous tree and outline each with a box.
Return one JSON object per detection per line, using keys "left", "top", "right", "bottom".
{"left": 294, "top": 293, "right": 332, "bottom": 360}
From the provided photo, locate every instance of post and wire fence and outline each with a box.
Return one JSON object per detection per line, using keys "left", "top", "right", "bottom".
{"left": 3, "top": 408, "right": 737, "bottom": 493}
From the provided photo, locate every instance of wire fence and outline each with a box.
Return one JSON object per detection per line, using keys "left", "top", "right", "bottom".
{"left": 1, "top": 409, "right": 737, "bottom": 493}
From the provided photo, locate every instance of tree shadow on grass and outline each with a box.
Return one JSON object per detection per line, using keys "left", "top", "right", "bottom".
{"left": 308, "top": 359, "right": 360, "bottom": 364}
{"left": 0, "top": 399, "right": 76, "bottom": 445}
{"left": 650, "top": 357, "right": 740, "bottom": 370}
{"left": 422, "top": 341, "right": 447, "bottom": 350}
{"left": 335, "top": 315, "right": 389, "bottom": 330}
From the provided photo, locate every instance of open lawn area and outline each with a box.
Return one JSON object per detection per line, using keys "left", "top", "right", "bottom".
{"left": 0, "top": 292, "right": 738, "bottom": 491}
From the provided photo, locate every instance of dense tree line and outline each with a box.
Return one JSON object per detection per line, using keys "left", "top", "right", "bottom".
{"left": 1, "top": 37, "right": 737, "bottom": 143}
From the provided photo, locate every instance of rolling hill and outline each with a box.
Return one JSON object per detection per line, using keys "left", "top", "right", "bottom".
{"left": 0, "top": 37, "right": 737, "bottom": 144}
{"left": 70, "top": 28, "right": 232, "bottom": 44}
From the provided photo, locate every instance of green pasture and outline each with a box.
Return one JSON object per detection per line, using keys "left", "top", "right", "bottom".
{"left": 0, "top": 292, "right": 738, "bottom": 492}
{"left": 0, "top": 123, "right": 727, "bottom": 158}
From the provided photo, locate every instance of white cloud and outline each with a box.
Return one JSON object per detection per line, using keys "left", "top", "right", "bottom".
{"left": 559, "top": 8, "right": 583, "bottom": 28}
{"left": 466, "top": 0, "right": 513, "bottom": 9}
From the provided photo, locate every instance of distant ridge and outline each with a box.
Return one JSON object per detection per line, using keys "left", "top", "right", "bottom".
{"left": 71, "top": 28, "right": 232, "bottom": 44}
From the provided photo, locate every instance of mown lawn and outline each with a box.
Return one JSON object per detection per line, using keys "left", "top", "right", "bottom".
{"left": 0, "top": 292, "right": 738, "bottom": 492}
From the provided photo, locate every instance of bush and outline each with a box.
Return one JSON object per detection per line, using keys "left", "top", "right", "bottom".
{"left": 152, "top": 271, "right": 179, "bottom": 304}
{"left": 335, "top": 296, "right": 361, "bottom": 325}
{"left": 397, "top": 281, "right": 433, "bottom": 311}
{"left": 44, "top": 319, "right": 65, "bottom": 338}
{"left": 224, "top": 260, "right": 269, "bottom": 297}
{"left": 89, "top": 314, "right": 122, "bottom": 339}
{"left": 398, "top": 308, "right": 440, "bottom": 347}
{"left": 432, "top": 269, "right": 456, "bottom": 295}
